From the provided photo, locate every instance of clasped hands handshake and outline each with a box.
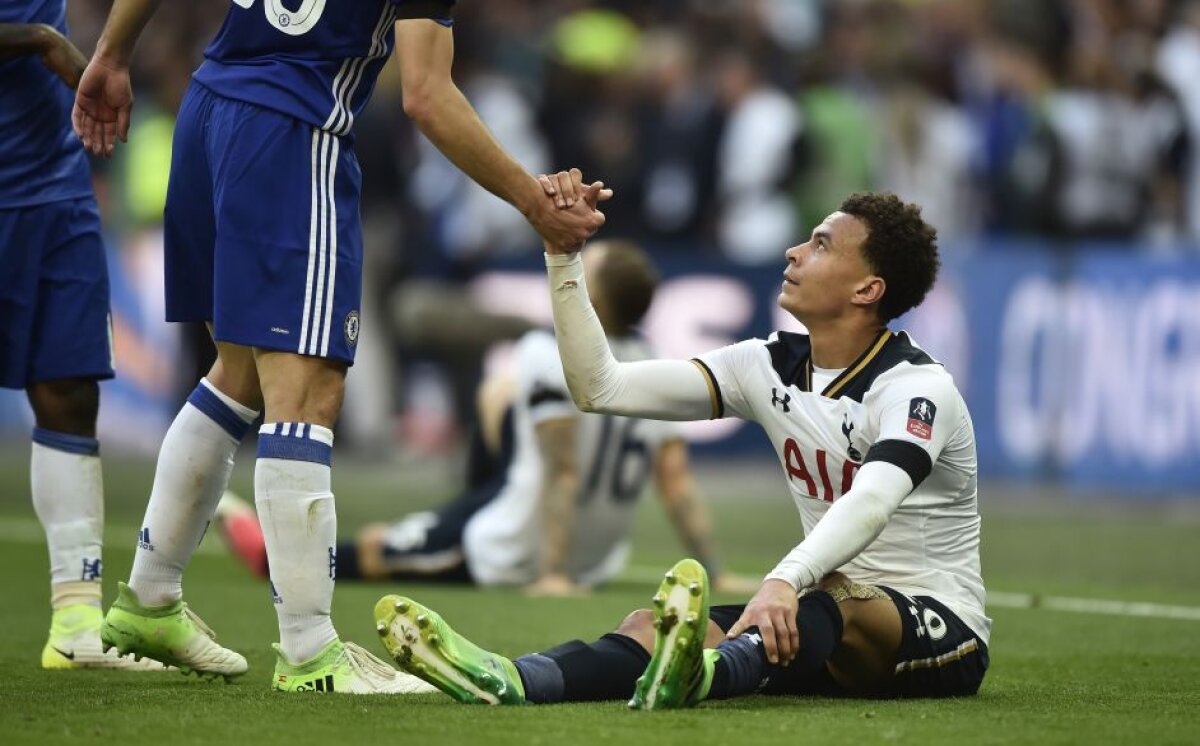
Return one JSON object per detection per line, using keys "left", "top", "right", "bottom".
{"left": 528, "top": 168, "right": 613, "bottom": 255}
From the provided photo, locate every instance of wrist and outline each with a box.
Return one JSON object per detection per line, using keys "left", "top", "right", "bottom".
{"left": 513, "top": 175, "right": 543, "bottom": 218}
{"left": 33, "top": 24, "right": 58, "bottom": 52}
{"left": 93, "top": 37, "right": 133, "bottom": 69}
{"left": 544, "top": 251, "right": 582, "bottom": 267}
{"left": 764, "top": 570, "right": 802, "bottom": 592}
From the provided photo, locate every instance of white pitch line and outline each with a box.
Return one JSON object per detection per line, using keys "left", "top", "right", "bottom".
{"left": 623, "top": 565, "right": 1200, "bottom": 623}
{"left": 2, "top": 523, "right": 1197, "bottom": 622}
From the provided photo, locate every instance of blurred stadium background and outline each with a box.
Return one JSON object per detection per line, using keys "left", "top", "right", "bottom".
{"left": 3, "top": 1, "right": 1200, "bottom": 741}
{"left": 3, "top": 0, "right": 1198, "bottom": 495}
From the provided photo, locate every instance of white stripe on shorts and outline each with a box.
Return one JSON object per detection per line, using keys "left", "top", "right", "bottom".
{"left": 318, "top": 134, "right": 340, "bottom": 356}
{"left": 298, "top": 129, "right": 322, "bottom": 355}
{"left": 309, "top": 132, "right": 332, "bottom": 355}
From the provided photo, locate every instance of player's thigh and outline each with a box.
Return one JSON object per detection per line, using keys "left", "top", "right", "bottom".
{"left": 825, "top": 596, "right": 904, "bottom": 693}
{"left": 28, "top": 199, "right": 114, "bottom": 388}
{"left": 205, "top": 97, "right": 364, "bottom": 370}
{"left": 0, "top": 206, "right": 50, "bottom": 389}
{"left": 877, "top": 588, "right": 990, "bottom": 698}
{"left": 163, "top": 83, "right": 218, "bottom": 326}
{"left": 706, "top": 604, "right": 748, "bottom": 647}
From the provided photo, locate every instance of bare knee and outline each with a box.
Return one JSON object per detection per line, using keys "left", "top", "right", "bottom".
{"left": 615, "top": 609, "right": 657, "bottom": 653}
{"left": 27, "top": 378, "right": 99, "bottom": 436}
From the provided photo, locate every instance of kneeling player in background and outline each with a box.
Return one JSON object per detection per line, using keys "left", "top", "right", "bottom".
{"left": 371, "top": 189, "right": 990, "bottom": 706}
{"left": 219, "top": 242, "right": 751, "bottom": 596}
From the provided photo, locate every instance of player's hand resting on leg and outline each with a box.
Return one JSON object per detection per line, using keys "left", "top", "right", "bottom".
{"left": 725, "top": 579, "right": 800, "bottom": 665}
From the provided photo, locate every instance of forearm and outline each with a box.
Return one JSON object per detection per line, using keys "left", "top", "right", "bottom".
{"left": 765, "top": 461, "right": 912, "bottom": 590}
{"left": 93, "top": 0, "right": 164, "bottom": 66}
{"left": 662, "top": 483, "right": 721, "bottom": 577}
{"left": 538, "top": 474, "right": 579, "bottom": 577}
{"left": 0, "top": 24, "right": 51, "bottom": 59}
{"left": 410, "top": 81, "right": 541, "bottom": 216}
{"left": 545, "top": 252, "right": 713, "bottom": 421}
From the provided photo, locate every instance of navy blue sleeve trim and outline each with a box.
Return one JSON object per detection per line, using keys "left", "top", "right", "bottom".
{"left": 864, "top": 439, "right": 933, "bottom": 488}
{"left": 394, "top": 1, "right": 455, "bottom": 21}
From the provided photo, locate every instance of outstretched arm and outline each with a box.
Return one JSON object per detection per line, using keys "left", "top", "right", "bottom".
{"left": 544, "top": 250, "right": 715, "bottom": 421}
{"left": 0, "top": 24, "right": 87, "bottom": 89}
{"left": 394, "top": 19, "right": 605, "bottom": 252}
{"left": 72, "top": 0, "right": 163, "bottom": 156}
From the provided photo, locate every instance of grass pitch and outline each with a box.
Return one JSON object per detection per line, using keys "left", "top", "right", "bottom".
{"left": 0, "top": 450, "right": 1197, "bottom": 745}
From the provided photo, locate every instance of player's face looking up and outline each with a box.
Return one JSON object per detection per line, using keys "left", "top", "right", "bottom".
{"left": 778, "top": 211, "right": 884, "bottom": 325}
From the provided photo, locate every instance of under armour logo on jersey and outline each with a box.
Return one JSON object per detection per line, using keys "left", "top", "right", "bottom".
{"left": 81, "top": 558, "right": 102, "bottom": 581}
{"left": 841, "top": 415, "right": 863, "bottom": 462}
{"left": 771, "top": 388, "right": 791, "bottom": 412}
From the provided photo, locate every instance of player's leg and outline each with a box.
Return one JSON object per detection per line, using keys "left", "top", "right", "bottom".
{"left": 712, "top": 581, "right": 986, "bottom": 698}
{"left": 101, "top": 85, "right": 255, "bottom": 678}
{"left": 634, "top": 572, "right": 986, "bottom": 704}
{"left": 372, "top": 560, "right": 706, "bottom": 705}
{"left": 190, "top": 97, "right": 429, "bottom": 694}
{"left": 217, "top": 392, "right": 515, "bottom": 584}
{"left": 14, "top": 197, "right": 158, "bottom": 671}
{"left": 343, "top": 392, "right": 515, "bottom": 582}
{"left": 127, "top": 337, "right": 260, "bottom": 606}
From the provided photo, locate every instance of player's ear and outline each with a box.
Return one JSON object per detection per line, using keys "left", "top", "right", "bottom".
{"left": 852, "top": 275, "right": 885, "bottom": 309}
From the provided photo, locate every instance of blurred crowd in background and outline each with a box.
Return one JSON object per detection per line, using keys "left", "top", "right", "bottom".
{"left": 44, "top": 0, "right": 1200, "bottom": 462}
{"left": 68, "top": 0, "right": 1200, "bottom": 265}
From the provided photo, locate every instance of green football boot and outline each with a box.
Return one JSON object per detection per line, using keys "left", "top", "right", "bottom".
{"left": 629, "top": 558, "right": 716, "bottom": 710}
{"left": 271, "top": 639, "right": 438, "bottom": 694}
{"left": 42, "top": 603, "right": 170, "bottom": 671}
{"left": 373, "top": 595, "right": 525, "bottom": 705}
{"left": 100, "top": 582, "right": 247, "bottom": 680}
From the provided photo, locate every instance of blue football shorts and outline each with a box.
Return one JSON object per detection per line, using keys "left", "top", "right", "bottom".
{"left": 164, "top": 82, "right": 364, "bottom": 364}
{"left": 0, "top": 197, "right": 113, "bottom": 389}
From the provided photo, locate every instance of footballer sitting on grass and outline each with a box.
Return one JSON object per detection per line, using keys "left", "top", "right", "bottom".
{"left": 372, "top": 187, "right": 990, "bottom": 707}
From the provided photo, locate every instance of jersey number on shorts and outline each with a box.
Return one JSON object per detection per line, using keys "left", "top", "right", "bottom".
{"left": 233, "top": 0, "right": 328, "bottom": 36}
{"left": 583, "top": 417, "right": 651, "bottom": 504}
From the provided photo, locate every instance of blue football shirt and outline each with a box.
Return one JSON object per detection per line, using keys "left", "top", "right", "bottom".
{"left": 194, "top": 0, "right": 454, "bottom": 137}
{"left": 0, "top": 0, "right": 92, "bottom": 208}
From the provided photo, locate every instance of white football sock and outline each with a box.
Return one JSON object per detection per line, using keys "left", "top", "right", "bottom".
{"left": 255, "top": 422, "right": 339, "bottom": 664}
{"left": 31, "top": 429, "right": 104, "bottom": 610}
{"left": 128, "top": 379, "right": 258, "bottom": 606}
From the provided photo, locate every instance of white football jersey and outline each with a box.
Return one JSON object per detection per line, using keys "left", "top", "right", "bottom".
{"left": 464, "top": 330, "right": 680, "bottom": 586}
{"left": 696, "top": 329, "right": 990, "bottom": 643}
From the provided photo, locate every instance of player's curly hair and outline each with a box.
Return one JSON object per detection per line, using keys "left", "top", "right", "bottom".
{"left": 839, "top": 192, "right": 940, "bottom": 323}
{"left": 592, "top": 240, "right": 659, "bottom": 336}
